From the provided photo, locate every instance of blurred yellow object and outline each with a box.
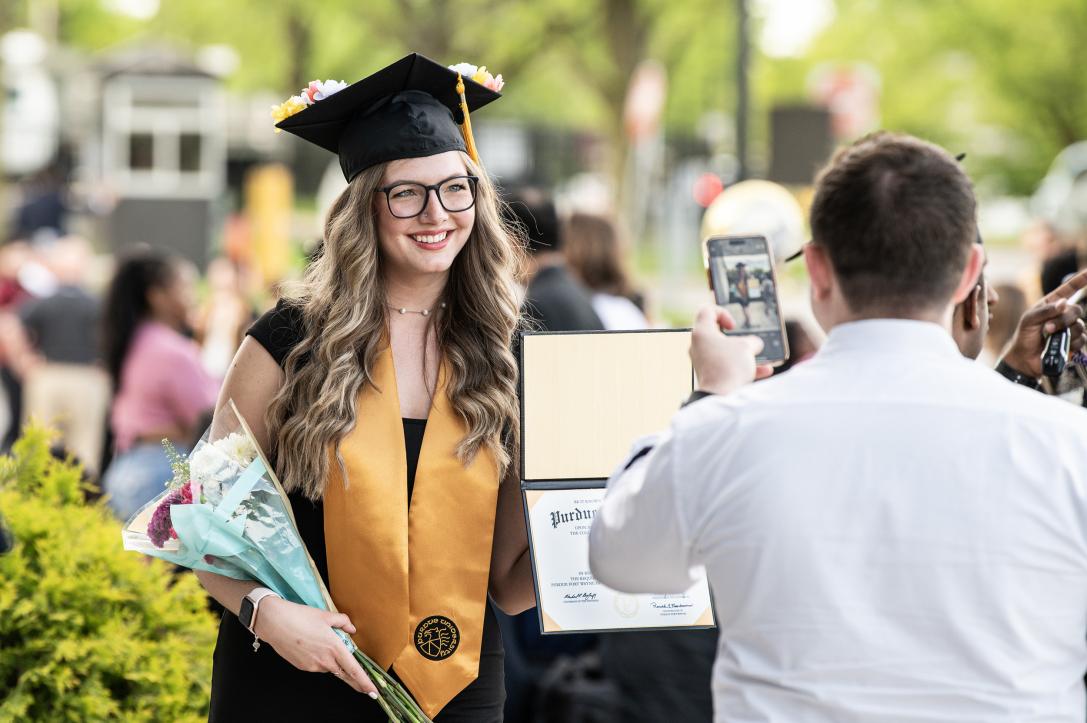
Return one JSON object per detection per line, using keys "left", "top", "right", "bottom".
{"left": 246, "top": 164, "right": 293, "bottom": 286}
{"left": 700, "top": 180, "right": 807, "bottom": 267}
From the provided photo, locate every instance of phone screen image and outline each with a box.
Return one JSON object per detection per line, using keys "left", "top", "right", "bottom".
{"left": 707, "top": 236, "right": 788, "bottom": 364}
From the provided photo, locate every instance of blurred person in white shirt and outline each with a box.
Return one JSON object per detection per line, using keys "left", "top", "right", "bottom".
{"left": 590, "top": 132, "right": 1087, "bottom": 722}
{"left": 563, "top": 212, "right": 649, "bottom": 330}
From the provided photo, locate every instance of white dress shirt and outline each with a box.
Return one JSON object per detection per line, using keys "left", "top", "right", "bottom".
{"left": 590, "top": 320, "right": 1087, "bottom": 722}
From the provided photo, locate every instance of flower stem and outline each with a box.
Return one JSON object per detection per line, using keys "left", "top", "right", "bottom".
{"left": 353, "top": 649, "right": 431, "bottom": 723}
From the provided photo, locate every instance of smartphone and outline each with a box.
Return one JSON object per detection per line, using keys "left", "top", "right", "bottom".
{"left": 706, "top": 234, "right": 789, "bottom": 365}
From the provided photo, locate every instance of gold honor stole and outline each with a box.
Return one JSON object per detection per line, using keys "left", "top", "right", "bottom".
{"left": 323, "top": 345, "right": 500, "bottom": 718}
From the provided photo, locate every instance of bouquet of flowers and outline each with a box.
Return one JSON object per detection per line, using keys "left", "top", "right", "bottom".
{"left": 122, "top": 401, "right": 430, "bottom": 723}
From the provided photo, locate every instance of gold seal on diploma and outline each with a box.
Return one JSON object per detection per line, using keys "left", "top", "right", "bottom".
{"left": 414, "top": 616, "right": 460, "bottom": 660}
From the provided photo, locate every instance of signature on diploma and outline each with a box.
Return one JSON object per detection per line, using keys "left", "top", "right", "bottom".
{"left": 650, "top": 601, "right": 693, "bottom": 610}
{"left": 563, "top": 592, "right": 598, "bottom": 602}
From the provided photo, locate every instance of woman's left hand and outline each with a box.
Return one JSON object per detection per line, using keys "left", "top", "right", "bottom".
{"left": 254, "top": 597, "right": 378, "bottom": 697}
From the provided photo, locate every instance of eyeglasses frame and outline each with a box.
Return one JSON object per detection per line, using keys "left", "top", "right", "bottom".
{"left": 377, "top": 175, "right": 480, "bottom": 219}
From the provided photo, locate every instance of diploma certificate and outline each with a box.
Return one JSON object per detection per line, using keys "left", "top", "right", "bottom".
{"left": 523, "top": 481, "right": 715, "bottom": 634}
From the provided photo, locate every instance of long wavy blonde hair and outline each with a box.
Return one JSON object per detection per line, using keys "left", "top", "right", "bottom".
{"left": 267, "top": 153, "right": 524, "bottom": 500}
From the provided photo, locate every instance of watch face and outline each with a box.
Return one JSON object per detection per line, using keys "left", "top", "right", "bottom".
{"left": 239, "top": 597, "right": 255, "bottom": 629}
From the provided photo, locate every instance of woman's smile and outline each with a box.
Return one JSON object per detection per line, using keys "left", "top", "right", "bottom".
{"left": 409, "top": 229, "right": 454, "bottom": 250}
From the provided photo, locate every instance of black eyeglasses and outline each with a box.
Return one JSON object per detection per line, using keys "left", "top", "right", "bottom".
{"left": 377, "top": 175, "right": 479, "bottom": 219}
{"left": 784, "top": 241, "right": 810, "bottom": 263}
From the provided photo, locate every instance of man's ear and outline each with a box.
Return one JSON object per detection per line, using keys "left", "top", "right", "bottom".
{"left": 951, "top": 244, "right": 984, "bottom": 305}
{"left": 804, "top": 243, "right": 834, "bottom": 302}
{"left": 961, "top": 284, "right": 982, "bottom": 331}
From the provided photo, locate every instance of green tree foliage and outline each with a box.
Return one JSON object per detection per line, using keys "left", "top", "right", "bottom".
{"left": 759, "top": 0, "right": 1087, "bottom": 194}
{"left": 2, "top": 0, "right": 146, "bottom": 50}
{"left": 17, "top": 0, "right": 733, "bottom": 148}
{"left": 0, "top": 426, "right": 217, "bottom": 722}
{"left": 9, "top": 0, "right": 1082, "bottom": 193}
{"left": 947, "top": 0, "right": 1087, "bottom": 193}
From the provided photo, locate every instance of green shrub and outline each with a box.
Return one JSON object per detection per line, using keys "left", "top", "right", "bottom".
{"left": 0, "top": 426, "right": 218, "bottom": 722}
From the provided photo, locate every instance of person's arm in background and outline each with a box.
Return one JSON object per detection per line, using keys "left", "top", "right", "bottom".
{"left": 589, "top": 306, "right": 769, "bottom": 593}
{"left": 161, "top": 336, "right": 222, "bottom": 444}
{"left": 999, "top": 268, "right": 1087, "bottom": 383}
{"left": 1, "top": 307, "right": 43, "bottom": 380}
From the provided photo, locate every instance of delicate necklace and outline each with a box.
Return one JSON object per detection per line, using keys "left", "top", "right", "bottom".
{"left": 387, "top": 301, "right": 447, "bottom": 317}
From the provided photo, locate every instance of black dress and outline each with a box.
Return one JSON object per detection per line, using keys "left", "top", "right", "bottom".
{"left": 208, "top": 302, "right": 504, "bottom": 722}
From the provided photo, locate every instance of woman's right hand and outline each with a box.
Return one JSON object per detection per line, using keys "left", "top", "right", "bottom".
{"left": 253, "top": 597, "right": 377, "bottom": 697}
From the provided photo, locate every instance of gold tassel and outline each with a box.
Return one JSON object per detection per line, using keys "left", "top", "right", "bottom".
{"left": 455, "top": 73, "right": 481, "bottom": 165}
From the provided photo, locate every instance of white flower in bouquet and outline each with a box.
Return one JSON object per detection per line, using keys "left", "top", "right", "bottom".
{"left": 214, "top": 432, "right": 258, "bottom": 466}
{"left": 188, "top": 433, "right": 258, "bottom": 502}
{"left": 188, "top": 446, "right": 233, "bottom": 502}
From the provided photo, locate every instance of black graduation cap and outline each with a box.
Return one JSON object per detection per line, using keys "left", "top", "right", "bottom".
{"left": 276, "top": 53, "right": 501, "bottom": 182}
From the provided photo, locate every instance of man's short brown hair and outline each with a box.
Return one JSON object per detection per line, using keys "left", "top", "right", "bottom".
{"left": 809, "top": 132, "right": 977, "bottom": 314}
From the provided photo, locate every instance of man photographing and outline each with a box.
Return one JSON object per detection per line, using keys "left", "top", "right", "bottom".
{"left": 590, "top": 133, "right": 1087, "bottom": 721}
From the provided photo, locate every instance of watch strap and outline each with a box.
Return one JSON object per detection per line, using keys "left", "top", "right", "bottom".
{"left": 995, "top": 359, "right": 1042, "bottom": 391}
{"left": 243, "top": 587, "right": 279, "bottom": 634}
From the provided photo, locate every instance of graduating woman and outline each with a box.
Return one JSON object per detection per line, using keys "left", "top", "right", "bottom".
{"left": 196, "top": 55, "right": 533, "bottom": 721}
{"left": 732, "top": 262, "right": 752, "bottom": 329}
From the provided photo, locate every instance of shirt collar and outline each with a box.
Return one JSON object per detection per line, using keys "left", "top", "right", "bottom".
{"left": 819, "top": 318, "right": 962, "bottom": 359}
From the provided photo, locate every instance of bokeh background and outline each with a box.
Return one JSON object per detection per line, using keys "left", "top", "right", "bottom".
{"left": 2, "top": 1, "right": 1087, "bottom": 719}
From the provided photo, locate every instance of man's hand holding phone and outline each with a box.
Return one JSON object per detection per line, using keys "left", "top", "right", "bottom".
{"left": 705, "top": 234, "right": 789, "bottom": 364}
{"left": 1001, "top": 268, "right": 1087, "bottom": 379}
{"left": 691, "top": 305, "right": 775, "bottom": 396}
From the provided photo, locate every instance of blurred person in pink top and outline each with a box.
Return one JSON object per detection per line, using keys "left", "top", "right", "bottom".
{"left": 100, "top": 251, "right": 219, "bottom": 519}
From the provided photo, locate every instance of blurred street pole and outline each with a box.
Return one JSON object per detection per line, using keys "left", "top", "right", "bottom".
{"left": 736, "top": 0, "right": 749, "bottom": 181}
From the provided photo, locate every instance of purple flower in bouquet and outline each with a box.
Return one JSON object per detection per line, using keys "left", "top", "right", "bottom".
{"left": 148, "top": 482, "right": 194, "bottom": 548}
